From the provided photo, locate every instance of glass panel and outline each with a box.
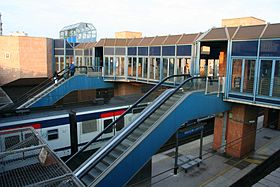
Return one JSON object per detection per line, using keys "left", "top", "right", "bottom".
{"left": 128, "top": 47, "right": 137, "bottom": 56}
{"left": 169, "top": 58, "right": 174, "bottom": 77}
{"left": 177, "top": 45, "right": 192, "bottom": 56}
{"left": 231, "top": 59, "right": 242, "bottom": 92}
{"left": 273, "top": 61, "right": 280, "bottom": 97}
{"left": 120, "top": 57, "right": 125, "bottom": 76}
{"left": 150, "top": 47, "right": 161, "bottom": 56}
{"left": 162, "top": 46, "right": 175, "bottom": 56}
{"left": 155, "top": 58, "right": 160, "bottom": 80}
{"left": 128, "top": 57, "right": 132, "bottom": 76}
{"left": 163, "top": 58, "right": 168, "bottom": 78}
{"left": 232, "top": 41, "right": 258, "bottom": 56}
{"left": 109, "top": 57, "right": 114, "bottom": 76}
{"left": 260, "top": 40, "right": 280, "bottom": 57}
{"left": 55, "top": 57, "right": 59, "bottom": 71}
{"left": 177, "top": 58, "right": 183, "bottom": 74}
{"left": 82, "top": 120, "right": 97, "bottom": 134}
{"left": 199, "top": 59, "right": 206, "bottom": 77}
{"left": 104, "top": 119, "right": 113, "bottom": 134}
{"left": 138, "top": 47, "right": 148, "bottom": 56}
{"left": 133, "top": 57, "right": 137, "bottom": 77}
{"left": 149, "top": 58, "right": 155, "bottom": 79}
{"left": 116, "top": 57, "right": 120, "bottom": 76}
{"left": 258, "top": 60, "right": 272, "bottom": 96}
{"left": 243, "top": 59, "right": 255, "bottom": 93}
{"left": 143, "top": 58, "right": 148, "bottom": 78}
{"left": 60, "top": 57, "right": 64, "bottom": 70}
{"left": 104, "top": 57, "right": 109, "bottom": 75}
{"left": 115, "top": 48, "right": 125, "bottom": 55}
{"left": 104, "top": 47, "right": 114, "bottom": 55}
{"left": 138, "top": 58, "right": 143, "bottom": 78}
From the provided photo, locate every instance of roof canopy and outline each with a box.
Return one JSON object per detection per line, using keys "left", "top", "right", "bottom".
{"left": 59, "top": 22, "right": 97, "bottom": 43}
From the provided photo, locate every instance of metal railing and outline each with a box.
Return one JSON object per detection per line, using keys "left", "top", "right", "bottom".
{"left": 66, "top": 75, "right": 224, "bottom": 174}
{"left": 74, "top": 76, "right": 214, "bottom": 180}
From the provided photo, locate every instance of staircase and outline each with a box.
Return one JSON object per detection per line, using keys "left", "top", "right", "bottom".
{"left": 2, "top": 66, "right": 112, "bottom": 110}
{"left": 66, "top": 75, "right": 231, "bottom": 187}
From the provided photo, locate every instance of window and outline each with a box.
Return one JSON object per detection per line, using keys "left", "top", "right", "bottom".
{"left": 260, "top": 40, "right": 280, "bottom": 57}
{"left": 243, "top": 60, "right": 255, "bottom": 93}
{"left": 162, "top": 46, "right": 175, "bottom": 56}
{"left": 116, "top": 117, "right": 124, "bottom": 131}
{"left": 138, "top": 47, "right": 148, "bottom": 56}
{"left": 104, "top": 119, "right": 113, "bottom": 134}
{"left": 47, "top": 129, "right": 59, "bottom": 140}
{"left": 273, "top": 61, "right": 280, "bottom": 97}
{"left": 232, "top": 41, "right": 258, "bottom": 56}
{"left": 5, "top": 135, "right": 20, "bottom": 149}
{"left": 82, "top": 120, "right": 97, "bottom": 134}
{"left": 258, "top": 60, "right": 272, "bottom": 96}
{"left": 231, "top": 59, "right": 242, "bottom": 92}
{"left": 104, "top": 47, "right": 114, "bottom": 55}
{"left": 115, "top": 48, "right": 125, "bottom": 55}
{"left": 150, "top": 47, "right": 161, "bottom": 56}
{"left": 128, "top": 47, "right": 137, "bottom": 56}
{"left": 177, "top": 45, "right": 192, "bottom": 56}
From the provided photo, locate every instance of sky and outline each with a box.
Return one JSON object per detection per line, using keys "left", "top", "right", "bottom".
{"left": 1, "top": 0, "right": 280, "bottom": 40}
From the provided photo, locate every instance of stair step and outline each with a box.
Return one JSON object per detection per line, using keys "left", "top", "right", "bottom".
{"left": 95, "top": 161, "right": 109, "bottom": 172}
{"left": 81, "top": 173, "right": 95, "bottom": 185}
{"left": 138, "top": 124, "right": 149, "bottom": 132}
{"left": 118, "top": 143, "right": 128, "bottom": 152}
{"left": 145, "top": 118, "right": 155, "bottom": 125}
{"left": 134, "top": 128, "right": 144, "bottom": 135}
{"left": 103, "top": 154, "right": 116, "bottom": 165}
{"left": 127, "top": 134, "right": 138, "bottom": 142}
{"left": 141, "top": 121, "right": 151, "bottom": 128}
{"left": 122, "top": 139, "right": 133, "bottom": 147}
{"left": 110, "top": 149, "right": 122, "bottom": 159}
{"left": 88, "top": 167, "right": 102, "bottom": 179}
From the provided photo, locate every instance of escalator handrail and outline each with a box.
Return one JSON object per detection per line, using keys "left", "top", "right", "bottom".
{"left": 66, "top": 74, "right": 190, "bottom": 165}
{"left": 75, "top": 76, "right": 205, "bottom": 178}
{"left": 12, "top": 68, "right": 68, "bottom": 109}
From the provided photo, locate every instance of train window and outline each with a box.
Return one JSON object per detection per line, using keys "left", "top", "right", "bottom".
{"left": 47, "top": 129, "right": 59, "bottom": 140}
{"left": 5, "top": 135, "right": 20, "bottom": 149}
{"left": 82, "top": 120, "right": 97, "bottom": 134}
{"left": 116, "top": 117, "right": 124, "bottom": 131}
{"left": 104, "top": 119, "right": 113, "bottom": 134}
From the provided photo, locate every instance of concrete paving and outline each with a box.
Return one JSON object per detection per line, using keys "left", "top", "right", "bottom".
{"left": 151, "top": 128, "right": 280, "bottom": 187}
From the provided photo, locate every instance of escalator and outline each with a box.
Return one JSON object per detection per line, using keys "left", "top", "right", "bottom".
{"left": 66, "top": 75, "right": 231, "bottom": 187}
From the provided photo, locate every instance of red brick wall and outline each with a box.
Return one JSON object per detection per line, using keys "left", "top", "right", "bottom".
{"left": 213, "top": 115, "right": 224, "bottom": 150}
{"left": 225, "top": 104, "right": 257, "bottom": 158}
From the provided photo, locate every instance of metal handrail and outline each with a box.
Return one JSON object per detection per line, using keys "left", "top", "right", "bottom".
{"left": 8, "top": 68, "right": 68, "bottom": 110}
{"left": 75, "top": 76, "right": 207, "bottom": 179}
{"left": 66, "top": 74, "right": 192, "bottom": 169}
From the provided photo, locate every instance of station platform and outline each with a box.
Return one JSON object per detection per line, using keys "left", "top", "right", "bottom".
{"left": 151, "top": 128, "right": 280, "bottom": 187}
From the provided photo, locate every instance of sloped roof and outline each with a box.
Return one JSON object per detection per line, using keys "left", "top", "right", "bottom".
{"left": 233, "top": 24, "right": 266, "bottom": 40}
{"left": 261, "top": 23, "right": 280, "bottom": 39}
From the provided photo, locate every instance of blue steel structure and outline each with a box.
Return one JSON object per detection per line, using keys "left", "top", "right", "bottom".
{"left": 31, "top": 75, "right": 113, "bottom": 108}
{"left": 93, "top": 92, "right": 231, "bottom": 187}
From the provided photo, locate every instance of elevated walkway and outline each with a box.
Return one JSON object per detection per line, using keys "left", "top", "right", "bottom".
{"left": 3, "top": 67, "right": 114, "bottom": 110}
{"left": 28, "top": 74, "right": 113, "bottom": 108}
{"left": 66, "top": 76, "right": 231, "bottom": 186}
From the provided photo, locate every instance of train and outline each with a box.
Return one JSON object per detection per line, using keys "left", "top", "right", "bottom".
{"left": 0, "top": 102, "right": 214, "bottom": 159}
